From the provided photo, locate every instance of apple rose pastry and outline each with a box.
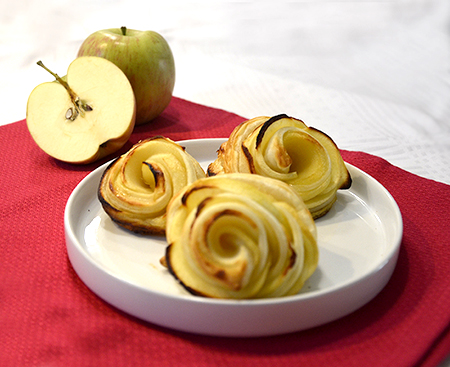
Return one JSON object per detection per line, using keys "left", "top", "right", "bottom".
{"left": 164, "top": 173, "right": 318, "bottom": 299}
{"left": 207, "top": 114, "right": 352, "bottom": 219}
{"left": 98, "top": 136, "right": 206, "bottom": 235}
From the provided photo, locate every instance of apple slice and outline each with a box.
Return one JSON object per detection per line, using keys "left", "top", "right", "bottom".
{"left": 26, "top": 56, "right": 136, "bottom": 164}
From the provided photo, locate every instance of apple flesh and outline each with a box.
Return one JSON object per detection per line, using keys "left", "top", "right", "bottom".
{"left": 26, "top": 56, "right": 136, "bottom": 164}
{"left": 77, "top": 27, "right": 175, "bottom": 125}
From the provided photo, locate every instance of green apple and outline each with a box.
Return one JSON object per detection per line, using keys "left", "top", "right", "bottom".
{"left": 26, "top": 56, "right": 136, "bottom": 164}
{"left": 77, "top": 26, "right": 175, "bottom": 125}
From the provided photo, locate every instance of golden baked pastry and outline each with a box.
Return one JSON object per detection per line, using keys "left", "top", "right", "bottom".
{"left": 98, "top": 136, "right": 206, "bottom": 235}
{"left": 163, "top": 173, "right": 318, "bottom": 299}
{"left": 207, "top": 114, "right": 351, "bottom": 219}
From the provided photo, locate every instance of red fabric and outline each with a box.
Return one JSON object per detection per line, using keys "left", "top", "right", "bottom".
{"left": 1, "top": 96, "right": 450, "bottom": 367}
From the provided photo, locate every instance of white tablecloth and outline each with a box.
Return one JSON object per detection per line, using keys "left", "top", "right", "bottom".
{"left": 1, "top": 1, "right": 449, "bottom": 185}
{"left": 1, "top": 1, "right": 449, "bottom": 365}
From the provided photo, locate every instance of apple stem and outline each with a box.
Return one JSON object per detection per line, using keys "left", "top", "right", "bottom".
{"left": 121, "top": 26, "right": 127, "bottom": 36}
{"left": 36, "top": 60, "right": 92, "bottom": 119}
{"left": 37, "top": 61, "right": 77, "bottom": 100}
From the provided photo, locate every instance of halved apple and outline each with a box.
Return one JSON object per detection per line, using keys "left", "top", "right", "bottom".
{"left": 26, "top": 56, "right": 136, "bottom": 164}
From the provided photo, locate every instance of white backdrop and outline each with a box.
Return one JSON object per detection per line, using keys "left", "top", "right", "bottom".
{"left": 1, "top": 0, "right": 449, "bottom": 186}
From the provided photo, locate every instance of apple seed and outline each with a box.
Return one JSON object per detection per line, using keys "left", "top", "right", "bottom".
{"left": 65, "top": 108, "right": 77, "bottom": 121}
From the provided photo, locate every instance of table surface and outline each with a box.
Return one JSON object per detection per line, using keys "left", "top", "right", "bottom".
{"left": 1, "top": 1, "right": 449, "bottom": 366}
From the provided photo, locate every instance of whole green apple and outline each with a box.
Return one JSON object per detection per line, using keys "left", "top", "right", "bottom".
{"left": 77, "top": 27, "right": 175, "bottom": 125}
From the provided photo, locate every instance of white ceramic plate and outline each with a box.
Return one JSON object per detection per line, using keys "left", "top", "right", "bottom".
{"left": 65, "top": 138, "right": 403, "bottom": 337}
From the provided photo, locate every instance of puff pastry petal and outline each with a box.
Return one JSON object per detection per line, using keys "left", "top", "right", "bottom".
{"left": 98, "top": 136, "right": 206, "bottom": 235}
{"left": 164, "top": 173, "right": 318, "bottom": 299}
{"left": 208, "top": 114, "right": 351, "bottom": 219}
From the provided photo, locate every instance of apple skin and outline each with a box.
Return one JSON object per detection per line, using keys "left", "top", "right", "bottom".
{"left": 77, "top": 27, "right": 175, "bottom": 125}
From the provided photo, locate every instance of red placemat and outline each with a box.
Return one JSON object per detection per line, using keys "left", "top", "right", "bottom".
{"left": 1, "top": 97, "right": 450, "bottom": 367}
